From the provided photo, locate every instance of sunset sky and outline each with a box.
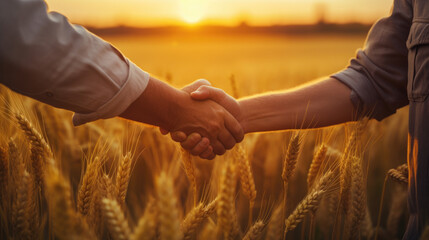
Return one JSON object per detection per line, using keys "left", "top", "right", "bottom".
{"left": 45, "top": 0, "right": 392, "bottom": 27}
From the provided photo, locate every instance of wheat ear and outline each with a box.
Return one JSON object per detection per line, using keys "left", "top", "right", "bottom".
{"left": 284, "top": 170, "right": 333, "bottom": 234}
{"left": 116, "top": 152, "right": 132, "bottom": 209}
{"left": 349, "top": 156, "right": 366, "bottom": 240}
{"left": 0, "top": 145, "right": 8, "bottom": 205}
{"left": 285, "top": 189, "right": 326, "bottom": 233}
{"left": 307, "top": 144, "right": 327, "bottom": 189}
{"left": 101, "top": 198, "right": 131, "bottom": 240}
{"left": 236, "top": 145, "right": 256, "bottom": 226}
{"left": 282, "top": 133, "right": 301, "bottom": 217}
{"left": 181, "top": 150, "right": 197, "bottom": 206}
{"left": 15, "top": 168, "right": 32, "bottom": 240}
{"left": 242, "top": 220, "right": 265, "bottom": 240}
{"left": 218, "top": 161, "right": 240, "bottom": 240}
{"left": 78, "top": 157, "right": 100, "bottom": 216}
{"left": 156, "top": 172, "right": 183, "bottom": 240}
{"left": 387, "top": 164, "right": 408, "bottom": 184}
{"left": 15, "top": 113, "right": 53, "bottom": 187}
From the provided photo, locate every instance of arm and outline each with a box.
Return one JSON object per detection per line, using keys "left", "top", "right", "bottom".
{"left": 168, "top": 78, "right": 354, "bottom": 156}
{"left": 238, "top": 78, "right": 355, "bottom": 133}
{"left": 0, "top": 0, "right": 243, "bottom": 158}
{"left": 189, "top": 78, "right": 355, "bottom": 134}
{"left": 175, "top": 0, "right": 412, "bottom": 155}
{"left": 0, "top": 0, "right": 148, "bottom": 126}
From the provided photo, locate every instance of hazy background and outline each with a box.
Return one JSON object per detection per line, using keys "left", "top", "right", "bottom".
{"left": 45, "top": 0, "right": 392, "bottom": 27}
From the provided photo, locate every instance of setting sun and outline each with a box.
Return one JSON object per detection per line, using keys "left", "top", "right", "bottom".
{"left": 179, "top": 0, "right": 206, "bottom": 24}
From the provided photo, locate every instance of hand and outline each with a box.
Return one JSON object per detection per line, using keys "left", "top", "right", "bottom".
{"left": 160, "top": 80, "right": 217, "bottom": 159}
{"left": 167, "top": 87, "right": 243, "bottom": 158}
{"left": 165, "top": 83, "right": 243, "bottom": 158}
{"left": 119, "top": 76, "right": 243, "bottom": 160}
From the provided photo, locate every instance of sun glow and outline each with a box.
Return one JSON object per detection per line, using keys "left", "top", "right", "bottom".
{"left": 179, "top": 0, "right": 206, "bottom": 24}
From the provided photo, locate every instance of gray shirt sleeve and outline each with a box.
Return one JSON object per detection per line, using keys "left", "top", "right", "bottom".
{"left": 0, "top": 0, "right": 150, "bottom": 126}
{"left": 331, "top": 0, "right": 412, "bottom": 121}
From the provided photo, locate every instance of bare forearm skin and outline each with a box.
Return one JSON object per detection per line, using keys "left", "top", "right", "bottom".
{"left": 239, "top": 78, "right": 356, "bottom": 133}
{"left": 119, "top": 76, "right": 185, "bottom": 130}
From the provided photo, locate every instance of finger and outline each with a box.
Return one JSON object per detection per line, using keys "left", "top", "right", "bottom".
{"left": 199, "top": 145, "right": 214, "bottom": 160}
{"left": 190, "top": 137, "right": 210, "bottom": 156}
{"left": 218, "top": 129, "right": 237, "bottom": 150}
{"left": 159, "top": 128, "right": 169, "bottom": 135}
{"left": 170, "top": 131, "right": 187, "bottom": 142}
{"left": 180, "top": 133, "right": 203, "bottom": 150}
{"left": 211, "top": 140, "right": 226, "bottom": 155}
{"left": 191, "top": 86, "right": 241, "bottom": 114}
{"left": 190, "top": 85, "right": 218, "bottom": 100}
{"left": 182, "top": 79, "right": 211, "bottom": 93}
{"left": 223, "top": 111, "right": 244, "bottom": 143}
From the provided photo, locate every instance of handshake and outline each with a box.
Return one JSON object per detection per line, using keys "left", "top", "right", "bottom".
{"left": 120, "top": 75, "right": 352, "bottom": 159}
{"left": 160, "top": 79, "right": 244, "bottom": 160}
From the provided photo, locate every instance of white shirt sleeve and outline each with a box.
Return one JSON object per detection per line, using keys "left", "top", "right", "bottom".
{"left": 0, "top": 0, "right": 150, "bottom": 126}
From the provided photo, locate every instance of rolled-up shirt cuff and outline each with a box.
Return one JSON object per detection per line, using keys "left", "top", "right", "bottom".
{"left": 72, "top": 60, "right": 149, "bottom": 126}
{"left": 331, "top": 67, "right": 393, "bottom": 121}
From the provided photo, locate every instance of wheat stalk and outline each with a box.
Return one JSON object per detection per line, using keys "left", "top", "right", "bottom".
{"left": 132, "top": 198, "right": 157, "bottom": 240}
{"left": 266, "top": 205, "right": 283, "bottom": 240}
{"left": 340, "top": 120, "right": 367, "bottom": 215}
{"left": 45, "top": 167, "right": 94, "bottom": 240}
{"left": 156, "top": 172, "right": 183, "bottom": 240}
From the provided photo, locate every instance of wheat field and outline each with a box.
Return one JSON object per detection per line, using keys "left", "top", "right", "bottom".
{"left": 0, "top": 33, "right": 412, "bottom": 239}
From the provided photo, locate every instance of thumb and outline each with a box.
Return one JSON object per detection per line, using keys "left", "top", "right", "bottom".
{"left": 182, "top": 79, "right": 211, "bottom": 94}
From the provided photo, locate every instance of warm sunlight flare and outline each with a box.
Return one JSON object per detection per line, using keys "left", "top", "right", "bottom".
{"left": 179, "top": 0, "right": 206, "bottom": 24}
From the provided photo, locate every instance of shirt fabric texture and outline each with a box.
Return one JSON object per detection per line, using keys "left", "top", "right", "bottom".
{"left": 332, "top": 0, "right": 429, "bottom": 238}
{"left": 0, "top": 0, "right": 150, "bottom": 126}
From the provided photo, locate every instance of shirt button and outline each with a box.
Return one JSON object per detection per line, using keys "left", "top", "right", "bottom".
{"left": 45, "top": 92, "right": 53, "bottom": 97}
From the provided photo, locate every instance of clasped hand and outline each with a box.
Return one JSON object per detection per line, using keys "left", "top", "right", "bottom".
{"left": 162, "top": 79, "right": 242, "bottom": 160}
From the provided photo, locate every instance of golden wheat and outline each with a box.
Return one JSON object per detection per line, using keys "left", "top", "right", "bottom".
{"left": 242, "top": 220, "right": 265, "bottom": 240}
{"left": 101, "top": 198, "right": 131, "bottom": 240}
{"left": 266, "top": 205, "right": 283, "bottom": 240}
{"left": 156, "top": 172, "right": 183, "bottom": 240}
{"left": 307, "top": 144, "right": 327, "bottom": 189}
{"left": 116, "top": 152, "right": 132, "bottom": 209}
{"left": 349, "top": 155, "right": 366, "bottom": 240}
{"left": 132, "top": 198, "right": 157, "bottom": 240}
{"left": 218, "top": 160, "right": 240, "bottom": 240}
{"left": 181, "top": 150, "right": 197, "bottom": 206}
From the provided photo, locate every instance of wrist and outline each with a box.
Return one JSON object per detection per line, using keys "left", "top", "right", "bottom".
{"left": 165, "top": 88, "right": 190, "bottom": 131}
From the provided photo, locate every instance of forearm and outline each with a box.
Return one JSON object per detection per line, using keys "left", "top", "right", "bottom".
{"left": 119, "top": 76, "right": 185, "bottom": 130}
{"left": 239, "top": 78, "right": 356, "bottom": 133}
